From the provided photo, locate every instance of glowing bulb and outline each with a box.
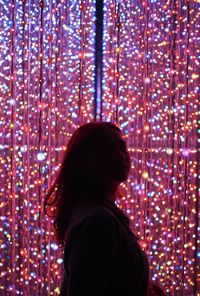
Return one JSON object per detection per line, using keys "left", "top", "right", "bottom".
{"left": 191, "top": 73, "right": 199, "bottom": 79}
{"left": 182, "top": 149, "right": 190, "bottom": 157}
{"left": 9, "top": 98, "right": 16, "bottom": 105}
{"left": 166, "top": 148, "right": 173, "bottom": 155}
{"left": 20, "top": 146, "right": 27, "bottom": 153}
{"left": 144, "top": 77, "right": 150, "bottom": 84}
{"left": 142, "top": 171, "right": 149, "bottom": 179}
{"left": 37, "top": 152, "right": 46, "bottom": 161}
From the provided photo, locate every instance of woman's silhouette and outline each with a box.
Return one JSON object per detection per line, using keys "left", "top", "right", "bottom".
{"left": 44, "top": 121, "right": 165, "bottom": 296}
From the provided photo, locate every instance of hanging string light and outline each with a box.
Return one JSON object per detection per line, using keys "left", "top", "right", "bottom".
{"left": 0, "top": 0, "right": 199, "bottom": 294}
{"left": 0, "top": 0, "right": 95, "bottom": 294}
{"left": 102, "top": 0, "right": 199, "bottom": 294}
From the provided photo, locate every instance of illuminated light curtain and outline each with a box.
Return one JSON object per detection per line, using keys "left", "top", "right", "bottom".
{"left": 0, "top": 0, "right": 95, "bottom": 295}
{"left": 0, "top": 0, "right": 199, "bottom": 295}
{"left": 102, "top": 0, "right": 199, "bottom": 294}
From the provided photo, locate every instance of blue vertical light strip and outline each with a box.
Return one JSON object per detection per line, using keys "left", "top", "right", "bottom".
{"left": 94, "top": 0, "right": 104, "bottom": 120}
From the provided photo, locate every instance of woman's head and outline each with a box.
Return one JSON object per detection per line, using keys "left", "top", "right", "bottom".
{"left": 44, "top": 121, "right": 131, "bottom": 246}
{"left": 74, "top": 122, "right": 130, "bottom": 184}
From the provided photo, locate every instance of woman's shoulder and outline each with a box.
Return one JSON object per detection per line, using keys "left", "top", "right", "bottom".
{"left": 87, "top": 204, "right": 117, "bottom": 219}
{"left": 63, "top": 205, "right": 122, "bottom": 273}
{"left": 66, "top": 204, "right": 120, "bottom": 239}
{"left": 74, "top": 205, "right": 118, "bottom": 228}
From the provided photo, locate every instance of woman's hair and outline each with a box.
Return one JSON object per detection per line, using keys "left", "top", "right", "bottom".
{"left": 43, "top": 121, "right": 130, "bottom": 247}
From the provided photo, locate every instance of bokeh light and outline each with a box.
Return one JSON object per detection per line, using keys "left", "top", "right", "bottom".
{"left": 0, "top": 0, "right": 95, "bottom": 294}
{"left": 102, "top": 1, "right": 199, "bottom": 294}
{"left": 0, "top": 0, "right": 199, "bottom": 295}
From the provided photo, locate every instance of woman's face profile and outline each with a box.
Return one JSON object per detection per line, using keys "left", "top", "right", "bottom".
{"left": 85, "top": 129, "right": 131, "bottom": 183}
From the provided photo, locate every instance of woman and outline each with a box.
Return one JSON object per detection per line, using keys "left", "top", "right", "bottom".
{"left": 44, "top": 121, "right": 165, "bottom": 296}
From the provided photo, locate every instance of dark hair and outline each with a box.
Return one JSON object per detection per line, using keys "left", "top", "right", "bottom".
{"left": 43, "top": 121, "right": 130, "bottom": 247}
